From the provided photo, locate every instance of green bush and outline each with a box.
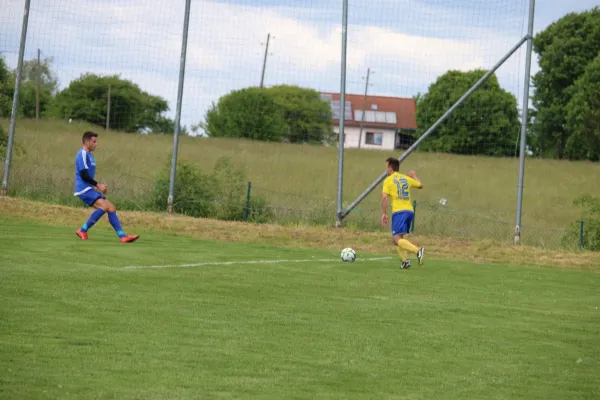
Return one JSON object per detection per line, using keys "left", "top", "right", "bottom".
{"left": 210, "top": 156, "right": 248, "bottom": 221}
{"left": 150, "top": 159, "right": 218, "bottom": 217}
{"left": 150, "top": 156, "right": 272, "bottom": 223}
{"left": 562, "top": 195, "right": 600, "bottom": 251}
{"left": 0, "top": 125, "right": 26, "bottom": 162}
{"left": 0, "top": 125, "right": 7, "bottom": 160}
{"left": 246, "top": 195, "right": 272, "bottom": 224}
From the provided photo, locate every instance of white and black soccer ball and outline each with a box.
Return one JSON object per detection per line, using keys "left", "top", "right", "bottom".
{"left": 341, "top": 247, "right": 356, "bottom": 262}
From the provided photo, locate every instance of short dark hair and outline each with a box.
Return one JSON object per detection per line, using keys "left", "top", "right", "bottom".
{"left": 82, "top": 131, "right": 98, "bottom": 143}
{"left": 386, "top": 157, "right": 399, "bottom": 171}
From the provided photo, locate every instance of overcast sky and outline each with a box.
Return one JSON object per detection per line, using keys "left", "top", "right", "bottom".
{"left": 1, "top": 0, "right": 598, "bottom": 133}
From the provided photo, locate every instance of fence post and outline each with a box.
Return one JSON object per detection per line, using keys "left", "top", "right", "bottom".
{"left": 579, "top": 220, "right": 584, "bottom": 249}
{"left": 411, "top": 200, "right": 417, "bottom": 233}
{"left": 243, "top": 182, "right": 252, "bottom": 222}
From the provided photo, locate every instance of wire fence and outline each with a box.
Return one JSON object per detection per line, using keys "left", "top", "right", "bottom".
{"left": 4, "top": 157, "right": 586, "bottom": 252}
{"left": 409, "top": 201, "right": 580, "bottom": 251}
{"left": 166, "top": 191, "right": 586, "bottom": 252}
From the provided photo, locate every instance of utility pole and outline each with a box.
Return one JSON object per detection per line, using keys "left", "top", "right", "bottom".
{"left": 106, "top": 84, "right": 111, "bottom": 131}
{"left": 357, "top": 68, "right": 373, "bottom": 149}
{"left": 35, "top": 48, "right": 40, "bottom": 121}
{"left": 260, "top": 33, "right": 273, "bottom": 88}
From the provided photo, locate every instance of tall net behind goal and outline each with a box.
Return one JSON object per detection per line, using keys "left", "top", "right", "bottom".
{"left": 2, "top": 0, "right": 573, "bottom": 249}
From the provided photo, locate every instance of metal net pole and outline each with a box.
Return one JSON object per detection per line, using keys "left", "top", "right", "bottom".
{"left": 1, "top": 0, "right": 31, "bottom": 197}
{"left": 513, "top": 0, "right": 536, "bottom": 245}
{"left": 335, "top": 0, "right": 349, "bottom": 227}
{"left": 167, "top": 0, "right": 192, "bottom": 214}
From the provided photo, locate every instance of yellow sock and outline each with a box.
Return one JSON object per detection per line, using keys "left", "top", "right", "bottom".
{"left": 396, "top": 245, "right": 408, "bottom": 261}
{"left": 398, "top": 239, "right": 420, "bottom": 255}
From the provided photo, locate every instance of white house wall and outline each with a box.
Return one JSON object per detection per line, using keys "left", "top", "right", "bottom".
{"left": 333, "top": 126, "right": 397, "bottom": 150}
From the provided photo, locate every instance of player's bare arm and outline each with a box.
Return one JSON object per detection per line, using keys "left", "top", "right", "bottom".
{"left": 408, "top": 170, "right": 423, "bottom": 188}
{"left": 381, "top": 192, "right": 388, "bottom": 227}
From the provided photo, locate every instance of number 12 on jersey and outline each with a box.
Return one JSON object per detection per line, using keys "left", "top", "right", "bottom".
{"left": 393, "top": 178, "right": 409, "bottom": 200}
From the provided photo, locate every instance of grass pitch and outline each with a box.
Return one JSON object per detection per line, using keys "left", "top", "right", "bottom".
{"left": 1, "top": 218, "right": 599, "bottom": 399}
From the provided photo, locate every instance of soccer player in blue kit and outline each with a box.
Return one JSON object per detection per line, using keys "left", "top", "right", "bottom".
{"left": 74, "top": 131, "right": 139, "bottom": 243}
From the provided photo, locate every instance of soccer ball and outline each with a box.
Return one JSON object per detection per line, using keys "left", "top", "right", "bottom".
{"left": 341, "top": 247, "right": 356, "bottom": 262}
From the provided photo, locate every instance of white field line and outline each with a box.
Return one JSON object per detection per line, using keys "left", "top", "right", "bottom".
{"left": 122, "top": 257, "right": 393, "bottom": 270}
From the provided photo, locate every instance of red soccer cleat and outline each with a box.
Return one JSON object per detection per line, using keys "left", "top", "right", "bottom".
{"left": 76, "top": 229, "right": 88, "bottom": 240}
{"left": 120, "top": 234, "right": 140, "bottom": 243}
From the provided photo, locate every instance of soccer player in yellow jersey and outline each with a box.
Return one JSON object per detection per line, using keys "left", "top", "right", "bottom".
{"left": 381, "top": 157, "right": 424, "bottom": 269}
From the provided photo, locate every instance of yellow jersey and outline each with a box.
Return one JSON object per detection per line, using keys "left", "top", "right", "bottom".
{"left": 382, "top": 172, "right": 422, "bottom": 214}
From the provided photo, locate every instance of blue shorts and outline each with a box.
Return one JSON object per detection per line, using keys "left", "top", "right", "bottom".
{"left": 77, "top": 189, "right": 105, "bottom": 207}
{"left": 391, "top": 211, "right": 414, "bottom": 236}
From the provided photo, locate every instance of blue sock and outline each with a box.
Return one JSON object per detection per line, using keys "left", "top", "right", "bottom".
{"left": 108, "top": 211, "right": 126, "bottom": 238}
{"left": 81, "top": 209, "right": 106, "bottom": 232}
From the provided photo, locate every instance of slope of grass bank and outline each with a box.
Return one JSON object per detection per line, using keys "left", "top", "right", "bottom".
{"left": 1, "top": 118, "right": 598, "bottom": 249}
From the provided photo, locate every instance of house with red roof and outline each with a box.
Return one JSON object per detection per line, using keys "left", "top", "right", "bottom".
{"left": 320, "top": 92, "right": 418, "bottom": 150}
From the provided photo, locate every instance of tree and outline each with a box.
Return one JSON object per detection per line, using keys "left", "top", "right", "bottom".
{"left": 16, "top": 56, "right": 58, "bottom": 118}
{"left": 0, "top": 55, "right": 58, "bottom": 118}
{"left": 0, "top": 125, "right": 7, "bottom": 160}
{"left": 16, "top": 81, "right": 54, "bottom": 119}
{"left": 203, "top": 85, "right": 333, "bottom": 143}
{"left": 531, "top": 7, "right": 600, "bottom": 159}
{"left": 20, "top": 56, "right": 58, "bottom": 94}
{"left": 268, "top": 85, "right": 333, "bottom": 143}
{"left": 203, "top": 87, "right": 287, "bottom": 141}
{"left": 0, "top": 56, "right": 9, "bottom": 83}
{"left": 0, "top": 56, "right": 13, "bottom": 118}
{"left": 564, "top": 54, "right": 600, "bottom": 161}
{"left": 49, "top": 73, "right": 175, "bottom": 133}
{"left": 414, "top": 69, "right": 520, "bottom": 156}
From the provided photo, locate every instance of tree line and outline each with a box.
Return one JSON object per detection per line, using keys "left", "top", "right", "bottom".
{"left": 416, "top": 7, "right": 600, "bottom": 160}
{"left": 1, "top": 7, "right": 598, "bottom": 160}
{"left": 0, "top": 57, "right": 179, "bottom": 134}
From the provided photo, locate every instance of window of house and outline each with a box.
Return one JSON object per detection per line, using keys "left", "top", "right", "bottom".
{"left": 354, "top": 110, "right": 398, "bottom": 125}
{"left": 371, "top": 104, "right": 378, "bottom": 110}
{"left": 331, "top": 100, "right": 352, "bottom": 120}
{"left": 365, "top": 132, "right": 383, "bottom": 145}
{"left": 385, "top": 112, "right": 397, "bottom": 124}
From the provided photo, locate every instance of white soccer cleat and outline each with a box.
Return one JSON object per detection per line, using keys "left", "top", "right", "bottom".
{"left": 417, "top": 248, "right": 424, "bottom": 265}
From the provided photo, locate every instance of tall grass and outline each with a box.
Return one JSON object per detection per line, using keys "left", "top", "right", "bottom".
{"left": 1, "top": 118, "right": 599, "bottom": 249}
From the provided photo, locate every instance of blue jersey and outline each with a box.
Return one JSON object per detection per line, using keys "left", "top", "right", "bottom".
{"left": 74, "top": 148, "right": 96, "bottom": 195}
